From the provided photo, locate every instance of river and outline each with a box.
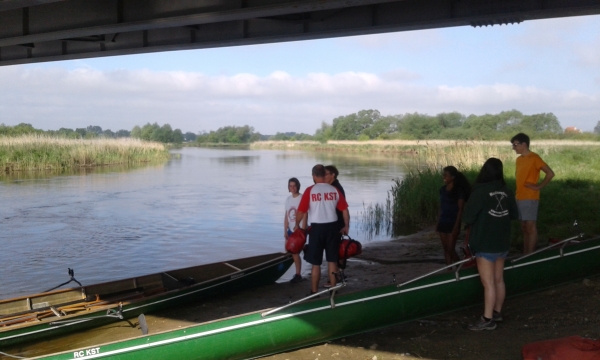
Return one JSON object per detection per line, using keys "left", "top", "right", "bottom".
{"left": 0, "top": 147, "right": 408, "bottom": 299}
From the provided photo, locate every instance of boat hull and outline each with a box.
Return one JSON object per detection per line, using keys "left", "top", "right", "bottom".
{"left": 34, "top": 237, "right": 600, "bottom": 360}
{"left": 0, "top": 253, "right": 293, "bottom": 348}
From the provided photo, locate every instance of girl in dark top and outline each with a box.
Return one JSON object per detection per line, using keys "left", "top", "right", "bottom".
{"left": 324, "top": 165, "right": 346, "bottom": 288}
{"left": 462, "top": 158, "right": 518, "bottom": 331}
{"left": 436, "top": 166, "right": 471, "bottom": 265}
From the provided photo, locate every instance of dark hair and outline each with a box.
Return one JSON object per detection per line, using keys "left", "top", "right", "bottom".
{"left": 443, "top": 165, "right": 471, "bottom": 201}
{"left": 511, "top": 133, "right": 530, "bottom": 147}
{"left": 288, "top": 177, "right": 300, "bottom": 191}
{"left": 324, "top": 165, "right": 339, "bottom": 179}
{"left": 474, "top": 158, "right": 506, "bottom": 186}
{"left": 312, "top": 164, "right": 325, "bottom": 178}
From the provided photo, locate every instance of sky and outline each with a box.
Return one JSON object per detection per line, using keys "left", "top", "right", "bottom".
{"left": 0, "top": 14, "right": 599, "bottom": 135}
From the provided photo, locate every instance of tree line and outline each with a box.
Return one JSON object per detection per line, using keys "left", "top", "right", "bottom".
{"left": 2, "top": 110, "right": 598, "bottom": 144}
{"left": 0, "top": 122, "right": 193, "bottom": 144}
{"left": 195, "top": 109, "right": 599, "bottom": 144}
{"left": 314, "top": 109, "right": 573, "bottom": 141}
{"left": 0, "top": 123, "right": 132, "bottom": 139}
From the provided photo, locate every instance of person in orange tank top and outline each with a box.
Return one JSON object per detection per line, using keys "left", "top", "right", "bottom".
{"left": 511, "top": 133, "right": 555, "bottom": 254}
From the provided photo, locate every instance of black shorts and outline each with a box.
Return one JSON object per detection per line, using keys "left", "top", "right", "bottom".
{"left": 436, "top": 222, "right": 454, "bottom": 234}
{"left": 303, "top": 222, "right": 341, "bottom": 266}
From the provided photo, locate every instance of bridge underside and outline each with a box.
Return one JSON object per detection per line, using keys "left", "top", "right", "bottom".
{"left": 0, "top": 0, "right": 599, "bottom": 66}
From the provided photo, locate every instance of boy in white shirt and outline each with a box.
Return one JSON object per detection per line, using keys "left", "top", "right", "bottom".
{"left": 284, "top": 177, "right": 306, "bottom": 283}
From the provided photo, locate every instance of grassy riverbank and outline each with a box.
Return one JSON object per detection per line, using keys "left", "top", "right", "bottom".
{"left": 250, "top": 139, "right": 599, "bottom": 154}
{"left": 389, "top": 141, "right": 600, "bottom": 249}
{"left": 0, "top": 135, "right": 170, "bottom": 172}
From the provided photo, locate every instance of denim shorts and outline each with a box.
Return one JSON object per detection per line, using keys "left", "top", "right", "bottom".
{"left": 517, "top": 200, "right": 539, "bottom": 221}
{"left": 475, "top": 251, "right": 509, "bottom": 263}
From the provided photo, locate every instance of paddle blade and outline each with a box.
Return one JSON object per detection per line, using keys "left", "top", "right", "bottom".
{"left": 138, "top": 314, "right": 149, "bottom": 335}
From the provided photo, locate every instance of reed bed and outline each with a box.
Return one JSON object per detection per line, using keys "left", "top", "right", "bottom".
{"left": 251, "top": 139, "right": 600, "bottom": 155}
{"left": 386, "top": 141, "right": 600, "bottom": 246}
{"left": 0, "top": 135, "right": 170, "bottom": 172}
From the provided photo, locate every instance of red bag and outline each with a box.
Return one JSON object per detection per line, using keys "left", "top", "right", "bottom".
{"left": 522, "top": 336, "right": 600, "bottom": 360}
{"left": 339, "top": 237, "right": 362, "bottom": 260}
{"left": 285, "top": 229, "right": 306, "bottom": 254}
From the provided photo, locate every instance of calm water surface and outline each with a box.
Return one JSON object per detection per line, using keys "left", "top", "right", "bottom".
{"left": 0, "top": 148, "right": 407, "bottom": 299}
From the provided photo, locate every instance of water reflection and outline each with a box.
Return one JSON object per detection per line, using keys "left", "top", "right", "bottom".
{"left": 211, "top": 155, "right": 260, "bottom": 165}
{"left": 0, "top": 162, "right": 166, "bottom": 183}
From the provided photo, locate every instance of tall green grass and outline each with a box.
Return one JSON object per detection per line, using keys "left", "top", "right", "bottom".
{"left": 0, "top": 135, "right": 170, "bottom": 172}
{"left": 388, "top": 142, "right": 600, "bottom": 248}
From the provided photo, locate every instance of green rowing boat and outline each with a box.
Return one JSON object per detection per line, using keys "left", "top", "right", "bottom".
{"left": 14, "top": 234, "right": 599, "bottom": 360}
{"left": 0, "top": 252, "right": 293, "bottom": 348}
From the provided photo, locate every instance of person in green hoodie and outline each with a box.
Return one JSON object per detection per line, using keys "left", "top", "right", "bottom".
{"left": 463, "top": 158, "right": 518, "bottom": 331}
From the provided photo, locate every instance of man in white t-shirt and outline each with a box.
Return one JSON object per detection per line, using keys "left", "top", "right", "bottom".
{"left": 284, "top": 177, "right": 306, "bottom": 284}
{"left": 295, "top": 164, "right": 349, "bottom": 294}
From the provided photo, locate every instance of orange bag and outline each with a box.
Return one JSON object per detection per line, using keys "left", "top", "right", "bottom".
{"left": 522, "top": 336, "right": 600, "bottom": 360}
{"left": 285, "top": 229, "right": 306, "bottom": 254}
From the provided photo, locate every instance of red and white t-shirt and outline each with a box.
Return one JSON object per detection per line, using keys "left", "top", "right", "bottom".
{"left": 298, "top": 183, "right": 348, "bottom": 224}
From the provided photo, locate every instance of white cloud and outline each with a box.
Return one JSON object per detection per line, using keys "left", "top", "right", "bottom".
{"left": 0, "top": 66, "right": 598, "bottom": 134}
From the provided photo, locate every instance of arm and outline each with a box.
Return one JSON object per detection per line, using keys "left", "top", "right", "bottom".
{"left": 525, "top": 164, "right": 554, "bottom": 191}
{"left": 301, "top": 212, "right": 308, "bottom": 229}
{"left": 294, "top": 211, "right": 306, "bottom": 231}
{"left": 340, "top": 209, "right": 350, "bottom": 235}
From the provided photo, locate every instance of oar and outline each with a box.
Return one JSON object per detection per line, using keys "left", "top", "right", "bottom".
{"left": 138, "top": 314, "right": 148, "bottom": 335}
{"left": 49, "top": 303, "right": 124, "bottom": 326}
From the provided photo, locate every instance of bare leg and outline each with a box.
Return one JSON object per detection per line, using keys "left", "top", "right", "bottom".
{"left": 522, "top": 220, "right": 538, "bottom": 254}
{"left": 493, "top": 258, "right": 506, "bottom": 313}
{"left": 439, "top": 233, "right": 459, "bottom": 265}
{"left": 310, "top": 265, "right": 320, "bottom": 293}
{"left": 292, "top": 254, "right": 302, "bottom": 275}
{"left": 327, "top": 261, "right": 339, "bottom": 287}
{"left": 476, "top": 257, "right": 496, "bottom": 319}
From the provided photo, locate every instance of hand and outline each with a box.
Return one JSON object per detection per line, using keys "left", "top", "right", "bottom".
{"left": 524, "top": 182, "right": 541, "bottom": 191}
{"left": 340, "top": 226, "right": 349, "bottom": 235}
{"left": 293, "top": 224, "right": 299, "bottom": 232}
{"left": 284, "top": 231, "right": 289, "bottom": 240}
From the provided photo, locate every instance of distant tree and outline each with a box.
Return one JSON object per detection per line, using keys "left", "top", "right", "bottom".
{"left": 183, "top": 132, "right": 197, "bottom": 142}
{"left": 86, "top": 125, "right": 103, "bottom": 136}
{"left": 400, "top": 113, "right": 442, "bottom": 139}
{"left": 140, "top": 123, "right": 159, "bottom": 141}
{"left": 521, "top": 113, "right": 562, "bottom": 134}
{"left": 362, "top": 115, "right": 402, "bottom": 139}
{"left": 115, "top": 129, "right": 131, "bottom": 138}
{"left": 437, "top": 112, "right": 465, "bottom": 129}
{"left": 54, "top": 127, "right": 79, "bottom": 138}
{"left": 172, "top": 129, "right": 184, "bottom": 144}
{"left": 270, "top": 132, "right": 291, "bottom": 141}
{"left": 130, "top": 126, "right": 142, "bottom": 139}
{"left": 0, "top": 123, "right": 42, "bottom": 136}
{"left": 313, "top": 121, "right": 333, "bottom": 142}
{"left": 129, "top": 123, "right": 183, "bottom": 143}
{"left": 330, "top": 109, "right": 381, "bottom": 140}
{"left": 75, "top": 128, "right": 87, "bottom": 138}
{"left": 102, "top": 129, "right": 115, "bottom": 138}
{"left": 196, "top": 125, "right": 260, "bottom": 144}
{"left": 594, "top": 121, "right": 600, "bottom": 135}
